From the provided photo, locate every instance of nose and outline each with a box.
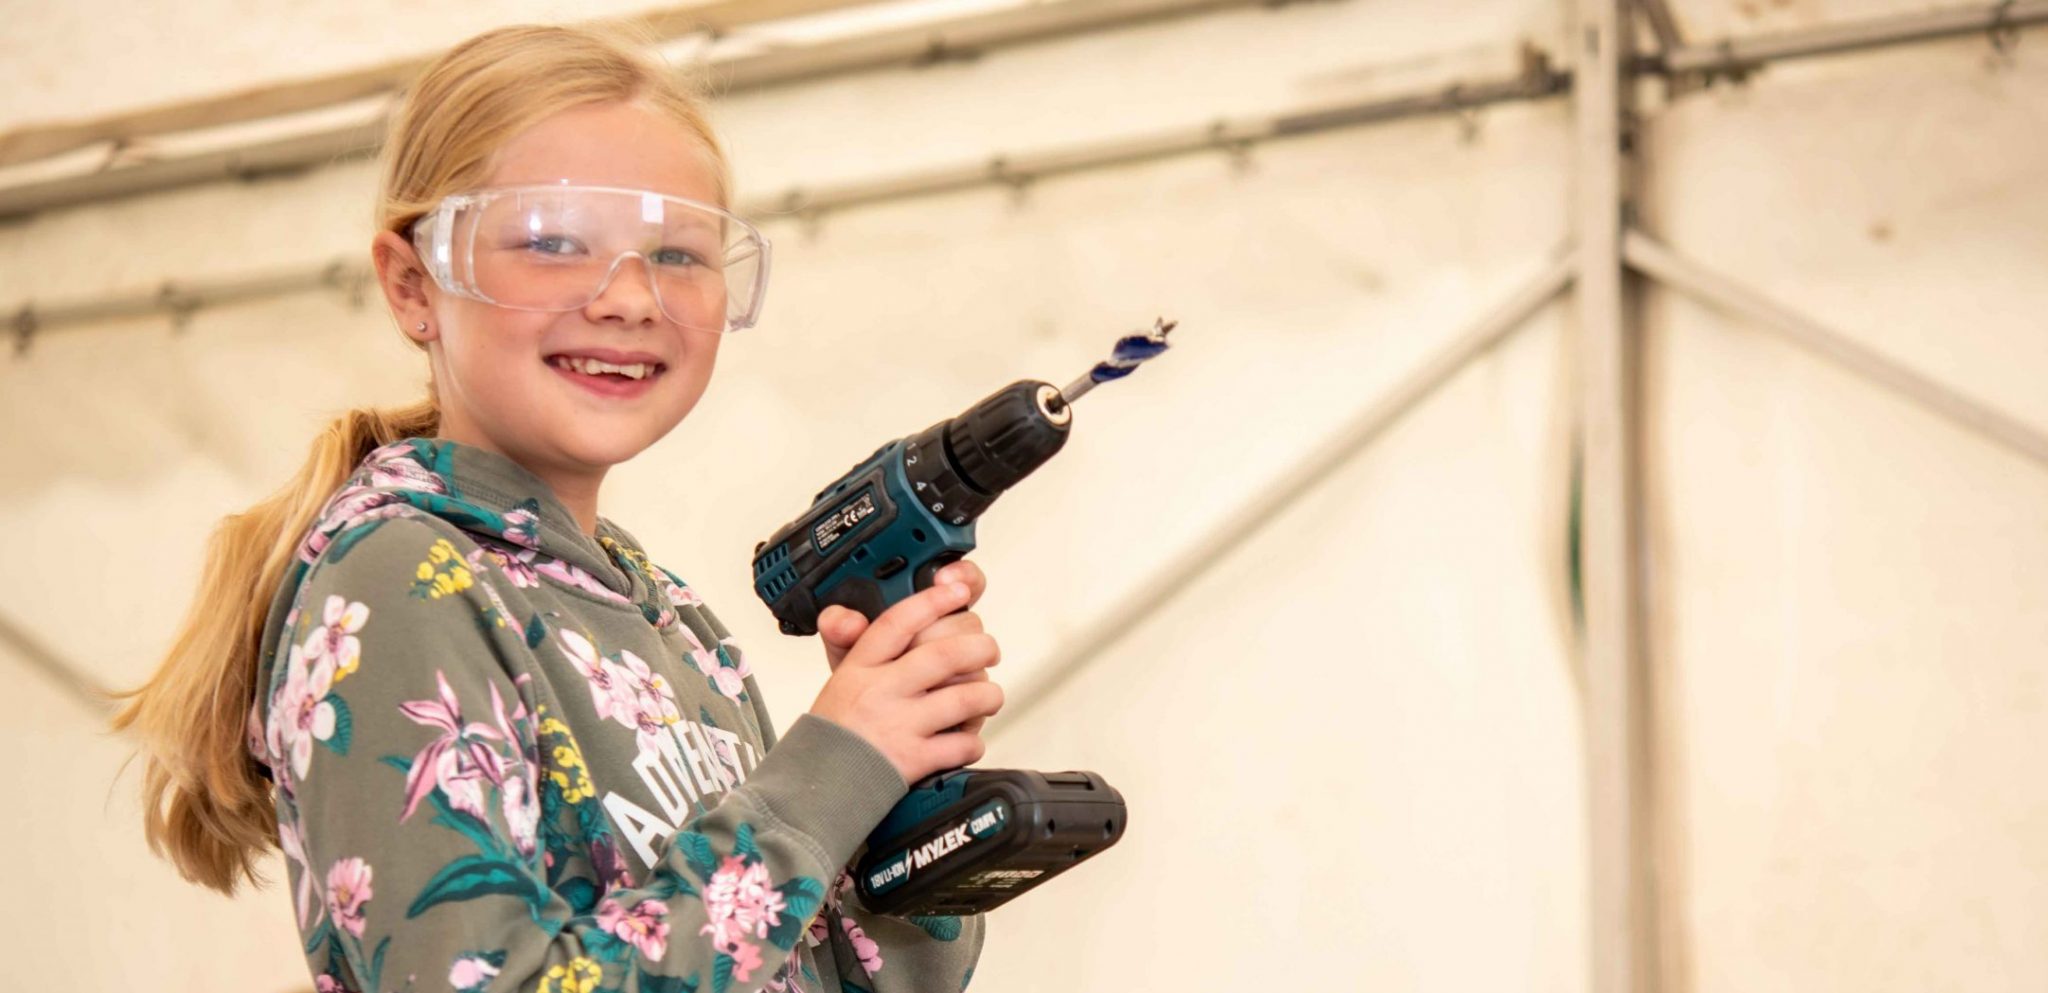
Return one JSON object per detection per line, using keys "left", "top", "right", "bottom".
{"left": 583, "top": 252, "right": 664, "bottom": 327}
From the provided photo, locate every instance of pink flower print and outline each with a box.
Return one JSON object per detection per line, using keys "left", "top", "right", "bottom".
{"left": 721, "top": 640, "right": 753, "bottom": 679}
{"left": 709, "top": 666, "right": 746, "bottom": 702}
{"left": 598, "top": 897, "right": 672, "bottom": 959}
{"left": 701, "top": 855, "right": 788, "bottom": 949}
{"left": 324, "top": 857, "right": 374, "bottom": 939}
{"left": 536, "top": 558, "right": 631, "bottom": 603}
{"left": 559, "top": 630, "right": 636, "bottom": 725}
{"left": 273, "top": 644, "right": 338, "bottom": 781}
{"left": 709, "top": 733, "right": 742, "bottom": 786}
{"left": 304, "top": 595, "right": 369, "bottom": 680}
{"left": 664, "top": 580, "right": 704, "bottom": 608}
{"left": 448, "top": 954, "right": 501, "bottom": 992}
{"left": 841, "top": 917, "right": 883, "bottom": 974}
{"left": 503, "top": 771, "right": 539, "bottom": 857}
{"left": 369, "top": 456, "right": 447, "bottom": 494}
{"left": 722, "top": 938, "right": 764, "bottom": 984}
{"left": 433, "top": 747, "right": 489, "bottom": 821}
{"left": 501, "top": 506, "right": 540, "bottom": 548}
{"left": 688, "top": 648, "right": 745, "bottom": 702}
{"left": 473, "top": 544, "right": 541, "bottom": 588}
{"left": 314, "top": 974, "right": 356, "bottom": 993}
{"left": 396, "top": 670, "right": 507, "bottom": 821}
{"left": 616, "top": 651, "right": 680, "bottom": 725}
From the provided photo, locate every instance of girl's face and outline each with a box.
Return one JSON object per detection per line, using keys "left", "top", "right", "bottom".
{"left": 380, "top": 100, "right": 730, "bottom": 489}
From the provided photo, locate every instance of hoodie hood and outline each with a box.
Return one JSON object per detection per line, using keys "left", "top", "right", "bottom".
{"left": 258, "top": 437, "right": 687, "bottom": 676}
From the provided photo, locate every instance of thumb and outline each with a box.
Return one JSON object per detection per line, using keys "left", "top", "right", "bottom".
{"left": 819, "top": 606, "right": 869, "bottom": 671}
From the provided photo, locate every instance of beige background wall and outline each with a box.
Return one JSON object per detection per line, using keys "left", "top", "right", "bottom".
{"left": 1, "top": 1, "right": 2042, "bottom": 990}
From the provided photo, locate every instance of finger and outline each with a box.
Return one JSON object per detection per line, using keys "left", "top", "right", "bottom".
{"left": 818, "top": 606, "right": 868, "bottom": 672}
{"left": 915, "top": 679, "right": 1005, "bottom": 734}
{"left": 932, "top": 559, "right": 987, "bottom": 608}
{"left": 906, "top": 609, "right": 983, "bottom": 652}
{"left": 920, "top": 730, "right": 988, "bottom": 771}
{"left": 894, "top": 634, "right": 1000, "bottom": 692}
{"left": 841, "top": 580, "right": 973, "bottom": 669}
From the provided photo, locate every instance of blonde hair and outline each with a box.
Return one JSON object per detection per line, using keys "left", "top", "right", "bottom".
{"left": 112, "top": 22, "right": 732, "bottom": 894}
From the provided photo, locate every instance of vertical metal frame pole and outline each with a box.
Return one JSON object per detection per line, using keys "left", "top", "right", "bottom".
{"left": 1576, "top": 1, "right": 1657, "bottom": 992}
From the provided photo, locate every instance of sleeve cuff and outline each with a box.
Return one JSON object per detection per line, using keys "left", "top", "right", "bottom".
{"left": 742, "top": 713, "right": 910, "bottom": 865}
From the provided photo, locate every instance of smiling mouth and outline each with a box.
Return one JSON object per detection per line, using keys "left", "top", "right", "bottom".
{"left": 547, "top": 354, "right": 667, "bottom": 382}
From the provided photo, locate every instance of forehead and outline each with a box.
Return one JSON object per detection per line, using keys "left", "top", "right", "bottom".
{"left": 484, "top": 100, "right": 722, "bottom": 205}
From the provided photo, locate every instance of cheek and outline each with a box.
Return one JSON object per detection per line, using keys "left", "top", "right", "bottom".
{"left": 444, "top": 307, "right": 551, "bottom": 384}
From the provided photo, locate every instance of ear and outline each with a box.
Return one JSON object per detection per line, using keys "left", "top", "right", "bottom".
{"left": 371, "top": 229, "right": 441, "bottom": 343}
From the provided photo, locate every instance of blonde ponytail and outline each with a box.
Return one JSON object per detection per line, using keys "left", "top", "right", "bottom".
{"left": 111, "top": 399, "right": 437, "bottom": 892}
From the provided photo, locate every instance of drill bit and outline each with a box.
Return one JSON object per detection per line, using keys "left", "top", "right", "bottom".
{"left": 1053, "top": 317, "right": 1177, "bottom": 411}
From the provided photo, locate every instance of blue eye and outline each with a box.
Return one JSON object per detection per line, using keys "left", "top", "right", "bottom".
{"left": 651, "top": 247, "right": 704, "bottom": 267}
{"left": 526, "top": 235, "right": 584, "bottom": 255}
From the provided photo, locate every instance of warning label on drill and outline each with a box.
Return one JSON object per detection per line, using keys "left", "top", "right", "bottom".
{"left": 812, "top": 485, "right": 879, "bottom": 555}
{"left": 865, "top": 798, "right": 1010, "bottom": 898}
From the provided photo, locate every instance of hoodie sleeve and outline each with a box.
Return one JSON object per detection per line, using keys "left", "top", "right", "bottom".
{"left": 716, "top": 636, "right": 988, "bottom": 993}
{"left": 258, "top": 515, "right": 910, "bottom": 993}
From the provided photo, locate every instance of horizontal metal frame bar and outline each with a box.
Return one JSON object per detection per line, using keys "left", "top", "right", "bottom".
{"left": 4, "top": 65, "right": 1567, "bottom": 343}
{"left": 994, "top": 249, "right": 1577, "bottom": 733}
{"left": 0, "top": 0, "right": 1302, "bottom": 220}
{"left": 0, "top": 0, "right": 892, "bottom": 168}
{"left": 1654, "top": 0, "right": 2048, "bottom": 76}
{"left": 0, "top": 608, "right": 112, "bottom": 716}
{"left": 1624, "top": 231, "right": 2048, "bottom": 470}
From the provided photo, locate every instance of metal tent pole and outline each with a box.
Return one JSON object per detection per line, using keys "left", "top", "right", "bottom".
{"left": 1576, "top": 1, "right": 1657, "bottom": 991}
{"left": 1624, "top": 231, "right": 2048, "bottom": 470}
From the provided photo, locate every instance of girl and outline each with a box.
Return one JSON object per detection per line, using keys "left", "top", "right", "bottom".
{"left": 114, "top": 23, "right": 1001, "bottom": 993}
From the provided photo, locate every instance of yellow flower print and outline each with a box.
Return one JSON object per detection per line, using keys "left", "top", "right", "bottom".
{"left": 538, "top": 713, "right": 595, "bottom": 804}
{"left": 410, "top": 538, "right": 474, "bottom": 600}
{"left": 538, "top": 957, "right": 603, "bottom": 993}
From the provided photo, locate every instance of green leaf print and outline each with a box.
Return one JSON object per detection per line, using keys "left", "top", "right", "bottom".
{"left": 378, "top": 755, "right": 503, "bottom": 855}
{"left": 676, "top": 831, "right": 719, "bottom": 881}
{"left": 908, "top": 915, "right": 964, "bottom": 942}
{"left": 711, "top": 952, "right": 735, "bottom": 993}
{"left": 368, "top": 935, "right": 390, "bottom": 991}
{"left": 641, "top": 975, "right": 700, "bottom": 993}
{"left": 405, "top": 854, "right": 543, "bottom": 919}
{"left": 734, "top": 823, "right": 762, "bottom": 863}
{"left": 302, "top": 918, "right": 331, "bottom": 955}
{"left": 324, "top": 519, "right": 388, "bottom": 564}
{"left": 325, "top": 694, "right": 353, "bottom": 757}
{"left": 525, "top": 613, "right": 547, "bottom": 648}
{"left": 558, "top": 876, "right": 599, "bottom": 915}
{"left": 765, "top": 876, "right": 825, "bottom": 950}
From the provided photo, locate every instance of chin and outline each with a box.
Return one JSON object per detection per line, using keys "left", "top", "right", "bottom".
{"left": 552, "top": 425, "right": 667, "bottom": 469}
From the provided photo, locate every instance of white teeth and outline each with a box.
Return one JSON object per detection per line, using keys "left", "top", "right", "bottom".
{"left": 555, "top": 356, "right": 657, "bottom": 380}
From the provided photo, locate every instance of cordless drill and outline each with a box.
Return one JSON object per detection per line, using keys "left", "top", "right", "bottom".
{"left": 751, "top": 320, "right": 1173, "bottom": 915}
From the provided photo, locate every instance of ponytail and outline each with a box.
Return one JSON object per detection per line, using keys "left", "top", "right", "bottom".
{"left": 111, "top": 397, "right": 438, "bottom": 893}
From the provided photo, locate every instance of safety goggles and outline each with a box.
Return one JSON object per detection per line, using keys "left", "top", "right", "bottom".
{"left": 409, "top": 184, "right": 771, "bottom": 333}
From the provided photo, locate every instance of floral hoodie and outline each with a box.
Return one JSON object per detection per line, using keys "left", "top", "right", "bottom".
{"left": 249, "top": 438, "right": 984, "bottom": 993}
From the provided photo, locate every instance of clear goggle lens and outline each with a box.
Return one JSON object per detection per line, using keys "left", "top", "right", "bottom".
{"left": 411, "top": 185, "right": 771, "bottom": 333}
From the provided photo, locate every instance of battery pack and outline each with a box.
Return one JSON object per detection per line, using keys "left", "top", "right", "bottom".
{"left": 854, "top": 768, "right": 1127, "bottom": 916}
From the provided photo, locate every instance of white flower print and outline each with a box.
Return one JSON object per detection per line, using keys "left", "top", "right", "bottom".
{"left": 272, "top": 644, "right": 338, "bottom": 781}
{"left": 303, "top": 595, "right": 369, "bottom": 680}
